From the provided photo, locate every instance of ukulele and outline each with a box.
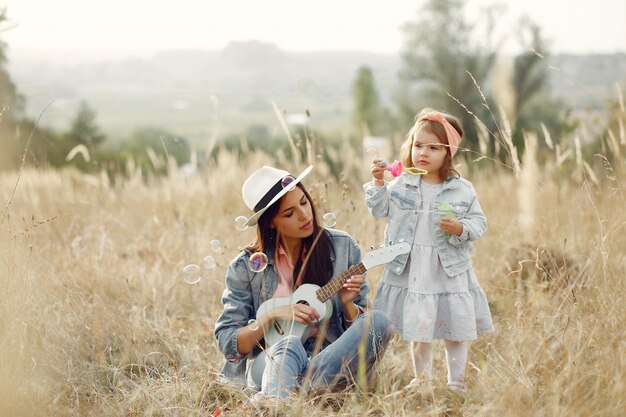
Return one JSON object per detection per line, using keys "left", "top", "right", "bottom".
{"left": 256, "top": 242, "right": 410, "bottom": 346}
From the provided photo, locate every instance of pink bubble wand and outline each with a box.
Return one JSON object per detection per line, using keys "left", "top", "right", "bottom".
{"left": 383, "top": 160, "right": 428, "bottom": 177}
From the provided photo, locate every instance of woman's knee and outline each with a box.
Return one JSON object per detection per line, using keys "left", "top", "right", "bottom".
{"left": 369, "top": 310, "right": 392, "bottom": 339}
{"left": 351, "top": 310, "right": 392, "bottom": 354}
{"left": 267, "top": 335, "right": 306, "bottom": 359}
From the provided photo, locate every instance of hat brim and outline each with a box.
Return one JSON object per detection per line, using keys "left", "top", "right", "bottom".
{"left": 244, "top": 165, "right": 313, "bottom": 227}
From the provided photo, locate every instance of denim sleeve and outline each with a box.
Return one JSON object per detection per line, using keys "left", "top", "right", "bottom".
{"left": 347, "top": 237, "right": 370, "bottom": 309}
{"left": 448, "top": 187, "right": 487, "bottom": 246}
{"left": 214, "top": 257, "right": 254, "bottom": 361}
{"left": 363, "top": 181, "right": 389, "bottom": 218}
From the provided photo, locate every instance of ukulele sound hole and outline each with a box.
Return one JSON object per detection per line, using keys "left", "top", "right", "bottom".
{"left": 296, "top": 300, "right": 310, "bottom": 306}
{"left": 273, "top": 321, "right": 284, "bottom": 335}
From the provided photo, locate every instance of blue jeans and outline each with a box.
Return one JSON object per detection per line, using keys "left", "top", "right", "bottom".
{"left": 247, "top": 310, "right": 392, "bottom": 397}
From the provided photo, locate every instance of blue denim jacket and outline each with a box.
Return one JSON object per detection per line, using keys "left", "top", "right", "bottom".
{"left": 214, "top": 228, "right": 369, "bottom": 384}
{"left": 363, "top": 174, "right": 487, "bottom": 277}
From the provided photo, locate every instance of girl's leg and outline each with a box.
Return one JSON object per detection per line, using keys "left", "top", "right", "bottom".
{"left": 261, "top": 335, "right": 308, "bottom": 398}
{"left": 306, "top": 310, "right": 391, "bottom": 391}
{"left": 410, "top": 341, "right": 433, "bottom": 383}
{"left": 444, "top": 340, "right": 468, "bottom": 390}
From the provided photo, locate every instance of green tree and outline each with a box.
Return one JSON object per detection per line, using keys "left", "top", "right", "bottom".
{"left": 0, "top": 8, "right": 24, "bottom": 121}
{"left": 511, "top": 17, "right": 564, "bottom": 152}
{"left": 122, "top": 127, "right": 190, "bottom": 174}
{"left": 593, "top": 87, "right": 625, "bottom": 164}
{"left": 57, "top": 101, "right": 106, "bottom": 171}
{"left": 0, "top": 120, "right": 65, "bottom": 170}
{"left": 512, "top": 20, "right": 549, "bottom": 120}
{"left": 352, "top": 66, "right": 382, "bottom": 135}
{"left": 398, "top": 0, "right": 499, "bottom": 148}
{"left": 0, "top": 9, "right": 35, "bottom": 171}
{"left": 63, "top": 101, "right": 106, "bottom": 149}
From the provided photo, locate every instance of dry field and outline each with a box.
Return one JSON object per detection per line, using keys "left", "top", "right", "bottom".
{"left": 1, "top": 143, "right": 625, "bottom": 416}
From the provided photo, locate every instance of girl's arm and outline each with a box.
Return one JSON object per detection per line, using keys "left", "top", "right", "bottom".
{"left": 363, "top": 181, "right": 389, "bottom": 217}
{"left": 363, "top": 181, "right": 390, "bottom": 218}
{"left": 448, "top": 186, "right": 487, "bottom": 246}
{"left": 363, "top": 158, "right": 391, "bottom": 218}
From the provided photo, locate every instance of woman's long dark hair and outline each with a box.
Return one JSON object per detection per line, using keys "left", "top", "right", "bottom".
{"left": 246, "top": 184, "right": 335, "bottom": 288}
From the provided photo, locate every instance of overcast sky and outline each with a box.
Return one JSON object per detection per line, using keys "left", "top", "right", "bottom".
{"left": 2, "top": 0, "right": 625, "bottom": 59}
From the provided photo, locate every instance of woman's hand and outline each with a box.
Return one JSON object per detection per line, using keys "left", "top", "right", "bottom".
{"left": 370, "top": 159, "right": 386, "bottom": 185}
{"left": 338, "top": 274, "right": 365, "bottom": 305}
{"left": 439, "top": 217, "right": 463, "bottom": 236}
{"left": 270, "top": 304, "right": 320, "bottom": 327}
{"left": 236, "top": 306, "right": 319, "bottom": 356}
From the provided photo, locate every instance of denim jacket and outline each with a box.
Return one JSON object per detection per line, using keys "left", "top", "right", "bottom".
{"left": 214, "top": 228, "right": 369, "bottom": 384}
{"left": 363, "top": 174, "right": 486, "bottom": 277}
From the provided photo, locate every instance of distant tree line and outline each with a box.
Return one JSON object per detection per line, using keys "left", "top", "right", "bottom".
{"left": 350, "top": 0, "right": 579, "bottom": 167}
{"left": 1, "top": 3, "right": 622, "bottom": 178}
{"left": 0, "top": 8, "right": 192, "bottom": 177}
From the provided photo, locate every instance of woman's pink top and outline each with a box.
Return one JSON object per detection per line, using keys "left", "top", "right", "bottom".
{"left": 273, "top": 244, "right": 319, "bottom": 338}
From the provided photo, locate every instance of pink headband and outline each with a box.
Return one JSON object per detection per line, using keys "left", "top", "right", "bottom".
{"left": 417, "top": 111, "right": 462, "bottom": 157}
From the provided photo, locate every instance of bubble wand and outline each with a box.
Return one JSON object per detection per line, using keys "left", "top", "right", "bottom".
{"left": 380, "top": 160, "right": 428, "bottom": 176}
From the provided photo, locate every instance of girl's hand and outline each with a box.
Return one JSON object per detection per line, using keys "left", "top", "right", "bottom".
{"left": 270, "top": 304, "right": 320, "bottom": 327}
{"left": 338, "top": 274, "right": 365, "bottom": 305}
{"left": 439, "top": 217, "right": 463, "bottom": 236}
{"left": 370, "top": 159, "right": 386, "bottom": 182}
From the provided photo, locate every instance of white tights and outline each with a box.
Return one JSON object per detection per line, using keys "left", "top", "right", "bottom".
{"left": 410, "top": 340, "right": 468, "bottom": 384}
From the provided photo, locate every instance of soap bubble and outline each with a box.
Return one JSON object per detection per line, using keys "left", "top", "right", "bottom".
{"left": 281, "top": 175, "right": 297, "bottom": 191}
{"left": 248, "top": 252, "right": 268, "bottom": 273}
{"left": 182, "top": 264, "right": 202, "bottom": 284}
{"left": 203, "top": 255, "right": 216, "bottom": 270}
{"left": 248, "top": 319, "right": 259, "bottom": 331}
{"left": 210, "top": 239, "right": 221, "bottom": 252}
{"left": 235, "top": 216, "right": 249, "bottom": 231}
{"left": 322, "top": 212, "right": 337, "bottom": 228}
{"left": 366, "top": 147, "right": 379, "bottom": 159}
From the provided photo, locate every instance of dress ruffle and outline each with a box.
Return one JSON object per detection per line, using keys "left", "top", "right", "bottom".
{"left": 374, "top": 277, "right": 494, "bottom": 341}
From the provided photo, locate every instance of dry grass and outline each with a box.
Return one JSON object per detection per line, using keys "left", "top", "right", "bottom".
{"left": 1, "top": 142, "right": 625, "bottom": 416}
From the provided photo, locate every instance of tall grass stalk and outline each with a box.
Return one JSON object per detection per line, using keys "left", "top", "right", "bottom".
{"left": 518, "top": 132, "right": 538, "bottom": 233}
{"left": 1, "top": 119, "right": 624, "bottom": 416}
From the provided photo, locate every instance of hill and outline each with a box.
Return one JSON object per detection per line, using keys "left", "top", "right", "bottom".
{"left": 8, "top": 42, "right": 625, "bottom": 146}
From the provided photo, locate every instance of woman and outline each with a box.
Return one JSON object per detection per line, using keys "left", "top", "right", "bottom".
{"left": 214, "top": 165, "right": 392, "bottom": 398}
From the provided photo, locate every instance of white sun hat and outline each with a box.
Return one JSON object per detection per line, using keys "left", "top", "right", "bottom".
{"left": 242, "top": 165, "right": 313, "bottom": 226}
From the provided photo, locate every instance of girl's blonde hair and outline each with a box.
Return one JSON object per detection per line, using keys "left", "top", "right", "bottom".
{"left": 400, "top": 108, "right": 464, "bottom": 180}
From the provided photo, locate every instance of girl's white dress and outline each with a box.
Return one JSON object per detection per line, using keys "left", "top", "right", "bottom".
{"left": 374, "top": 181, "right": 494, "bottom": 342}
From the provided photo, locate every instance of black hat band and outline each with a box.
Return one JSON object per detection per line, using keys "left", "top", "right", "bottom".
{"left": 253, "top": 179, "right": 286, "bottom": 212}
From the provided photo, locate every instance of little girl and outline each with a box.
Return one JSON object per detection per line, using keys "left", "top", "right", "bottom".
{"left": 364, "top": 108, "right": 494, "bottom": 392}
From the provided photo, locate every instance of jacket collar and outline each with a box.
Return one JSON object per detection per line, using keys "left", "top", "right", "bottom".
{"left": 440, "top": 175, "right": 461, "bottom": 190}
{"left": 399, "top": 173, "right": 460, "bottom": 190}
